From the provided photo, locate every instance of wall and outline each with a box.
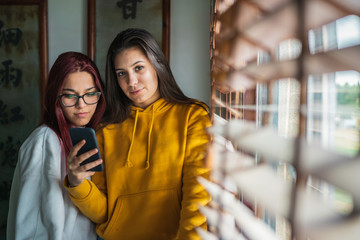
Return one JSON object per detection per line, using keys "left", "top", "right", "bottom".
{"left": 170, "top": 0, "right": 211, "bottom": 104}
{"left": 48, "top": 0, "right": 211, "bottom": 104}
{"left": 48, "top": 0, "right": 88, "bottom": 65}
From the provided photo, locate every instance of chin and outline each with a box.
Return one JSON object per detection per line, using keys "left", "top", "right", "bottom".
{"left": 73, "top": 120, "right": 90, "bottom": 127}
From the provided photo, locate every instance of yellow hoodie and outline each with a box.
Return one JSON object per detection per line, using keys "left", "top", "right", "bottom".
{"left": 65, "top": 98, "right": 211, "bottom": 240}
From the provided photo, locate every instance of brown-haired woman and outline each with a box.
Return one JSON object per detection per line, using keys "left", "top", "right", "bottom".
{"left": 65, "top": 29, "right": 211, "bottom": 240}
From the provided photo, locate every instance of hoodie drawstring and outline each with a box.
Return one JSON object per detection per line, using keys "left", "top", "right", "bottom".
{"left": 125, "top": 109, "right": 139, "bottom": 168}
{"left": 146, "top": 106, "right": 155, "bottom": 170}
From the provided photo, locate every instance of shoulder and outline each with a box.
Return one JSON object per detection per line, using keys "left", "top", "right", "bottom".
{"left": 20, "top": 125, "right": 60, "bottom": 151}
{"left": 170, "top": 102, "right": 211, "bottom": 128}
{"left": 184, "top": 101, "right": 210, "bottom": 120}
{"left": 169, "top": 100, "right": 209, "bottom": 114}
{"left": 17, "top": 125, "right": 62, "bottom": 175}
{"left": 190, "top": 101, "right": 209, "bottom": 114}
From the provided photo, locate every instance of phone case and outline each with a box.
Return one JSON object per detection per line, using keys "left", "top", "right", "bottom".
{"left": 69, "top": 127, "right": 103, "bottom": 171}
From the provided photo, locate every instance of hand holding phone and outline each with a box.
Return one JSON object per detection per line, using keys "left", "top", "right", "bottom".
{"left": 69, "top": 127, "right": 103, "bottom": 171}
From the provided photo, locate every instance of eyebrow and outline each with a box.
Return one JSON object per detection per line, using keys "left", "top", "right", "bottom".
{"left": 62, "top": 87, "right": 96, "bottom": 92}
{"left": 115, "top": 60, "right": 144, "bottom": 71}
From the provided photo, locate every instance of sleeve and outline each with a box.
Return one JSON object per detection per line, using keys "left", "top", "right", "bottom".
{"left": 178, "top": 105, "right": 212, "bottom": 240}
{"left": 64, "top": 129, "right": 108, "bottom": 224}
{"left": 7, "top": 129, "right": 66, "bottom": 240}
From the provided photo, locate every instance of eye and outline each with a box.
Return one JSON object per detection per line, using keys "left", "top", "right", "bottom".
{"left": 135, "top": 66, "right": 144, "bottom": 71}
{"left": 86, "top": 92, "right": 96, "bottom": 96}
{"left": 117, "top": 71, "right": 126, "bottom": 77}
{"left": 62, "top": 94, "right": 77, "bottom": 99}
{"left": 85, "top": 92, "right": 99, "bottom": 98}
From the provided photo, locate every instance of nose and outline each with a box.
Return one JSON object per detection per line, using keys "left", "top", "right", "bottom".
{"left": 128, "top": 72, "right": 138, "bottom": 86}
{"left": 76, "top": 97, "right": 87, "bottom": 108}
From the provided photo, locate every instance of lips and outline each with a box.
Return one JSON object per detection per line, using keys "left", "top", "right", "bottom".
{"left": 130, "top": 88, "right": 143, "bottom": 95}
{"left": 75, "top": 112, "right": 88, "bottom": 118}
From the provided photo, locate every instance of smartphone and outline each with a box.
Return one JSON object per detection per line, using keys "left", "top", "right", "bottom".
{"left": 69, "top": 127, "right": 103, "bottom": 171}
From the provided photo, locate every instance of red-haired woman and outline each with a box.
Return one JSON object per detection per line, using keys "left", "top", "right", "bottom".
{"left": 7, "top": 52, "right": 106, "bottom": 240}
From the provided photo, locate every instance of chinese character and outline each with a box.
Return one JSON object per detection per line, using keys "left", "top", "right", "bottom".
{"left": 117, "top": 0, "right": 142, "bottom": 19}
{"left": 10, "top": 106, "right": 25, "bottom": 122}
{"left": 0, "top": 59, "right": 22, "bottom": 88}
{"left": 0, "top": 101, "right": 24, "bottom": 124}
{"left": 0, "top": 100, "right": 8, "bottom": 124}
{"left": 0, "top": 20, "right": 22, "bottom": 47}
{"left": 0, "top": 180, "right": 12, "bottom": 200}
{"left": 0, "top": 136, "right": 20, "bottom": 168}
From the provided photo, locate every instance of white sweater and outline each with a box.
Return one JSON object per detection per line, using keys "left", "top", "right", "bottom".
{"left": 7, "top": 125, "right": 96, "bottom": 240}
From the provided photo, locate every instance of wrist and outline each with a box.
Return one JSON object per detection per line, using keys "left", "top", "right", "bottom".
{"left": 66, "top": 175, "right": 78, "bottom": 188}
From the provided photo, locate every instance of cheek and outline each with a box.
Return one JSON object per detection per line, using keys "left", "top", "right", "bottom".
{"left": 61, "top": 108, "right": 72, "bottom": 122}
{"left": 150, "top": 75, "right": 159, "bottom": 91}
{"left": 149, "top": 70, "right": 159, "bottom": 88}
{"left": 90, "top": 104, "right": 98, "bottom": 114}
{"left": 60, "top": 106, "right": 68, "bottom": 117}
{"left": 141, "top": 71, "right": 155, "bottom": 85}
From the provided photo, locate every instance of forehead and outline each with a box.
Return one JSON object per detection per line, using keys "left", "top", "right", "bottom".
{"left": 114, "top": 46, "right": 149, "bottom": 67}
{"left": 62, "top": 71, "right": 95, "bottom": 89}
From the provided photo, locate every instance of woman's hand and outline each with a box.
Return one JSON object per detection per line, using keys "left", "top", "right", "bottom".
{"left": 67, "top": 140, "right": 103, "bottom": 187}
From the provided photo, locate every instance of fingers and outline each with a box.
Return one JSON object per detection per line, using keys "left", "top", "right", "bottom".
{"left": 68, "top": 140, "right": 86, "bottom": 161}
{"left": 68, "top": 141, "right": 98, "bottom": 167}
{"left": 82, "top": 159, "right": 103, "bottom": 172}
{"left": 77, "top": 148, "right": 99, "bottom": 165}
{"left": 66, "top": 140, "right": 103, "bottom": 187}
{"left": 68, "top": 152, "right": 101, "bottom": 172}
{"left": 69, "top": 149, "right": 98, "bottom": 169}
{"left": 67, "top": 159, "right": 101, "bottom": 187}
{"left": 67, "top": 159, "right": 102, "bottom": 187}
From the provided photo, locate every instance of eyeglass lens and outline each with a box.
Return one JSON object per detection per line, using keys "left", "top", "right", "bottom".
{"left": 60, "top": 92, "right": 101, "bottom": 107}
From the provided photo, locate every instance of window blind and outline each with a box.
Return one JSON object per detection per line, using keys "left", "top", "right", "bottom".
{"left": 203, "top": 0, "right": 360, "bottom": 239}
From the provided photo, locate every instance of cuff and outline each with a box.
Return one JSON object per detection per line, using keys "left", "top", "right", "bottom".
{"left": 63, "top": 175, "right": 92, "bottom": 199}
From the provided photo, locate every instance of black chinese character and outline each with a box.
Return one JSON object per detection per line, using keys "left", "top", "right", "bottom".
{"left": 0, "top": 101, "right": 25, "bottom": 124}
{"left": 0, "top": 180, "right": 12, "bottom": 200}
{"left": 0, "top": 100, "right": 8, "bottom": 124}
{"left": 0, "top": 59, "right": 22, "bottom": 88}
{"left": 10, "top": 106, "right": 25, "bottom": 122}
{"left": 0, "top": 136, "right": 20, "bottom": 168}
{"left": 0, "top": 20, "right": 22, "bottom": 47}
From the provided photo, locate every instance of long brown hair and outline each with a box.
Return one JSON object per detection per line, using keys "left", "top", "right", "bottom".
{"left": 103, "top": 28, "right": 207, "bottom": 124}
{"left": 43, "top": 51, "right": 106, "bottom": 155}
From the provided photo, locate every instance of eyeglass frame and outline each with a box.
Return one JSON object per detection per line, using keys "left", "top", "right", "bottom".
{"left": 58, "top": 92, "right": 102, "bottom": 107}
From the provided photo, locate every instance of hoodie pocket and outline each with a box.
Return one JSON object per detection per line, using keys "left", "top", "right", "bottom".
{"left": 102, "top": 197, "right": 123, "bottom": 237}
{"left": 103, "top": 188, "right": 180, "bottom": 239}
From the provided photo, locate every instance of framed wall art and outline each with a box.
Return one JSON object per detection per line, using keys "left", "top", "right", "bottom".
{"left": 0, "top": 0, "right": 48, "bottom": 236}
{"left": 87, "top": 0, "right": 170, "bottom": 80}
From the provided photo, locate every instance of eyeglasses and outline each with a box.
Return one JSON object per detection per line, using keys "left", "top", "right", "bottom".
{"left": 59, "top": 92, "right": 101, "bottom": 107}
